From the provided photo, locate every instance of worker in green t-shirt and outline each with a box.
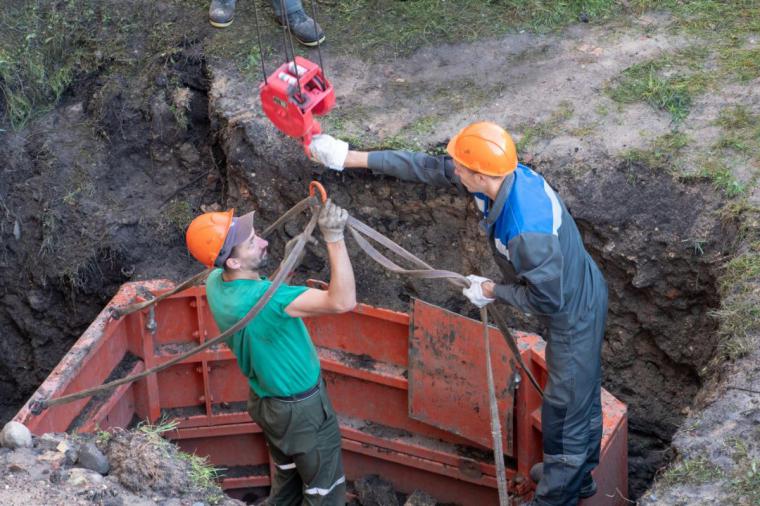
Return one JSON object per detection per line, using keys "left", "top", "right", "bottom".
{"left": 185, "top": 200, "right": 355, "bottom": 505}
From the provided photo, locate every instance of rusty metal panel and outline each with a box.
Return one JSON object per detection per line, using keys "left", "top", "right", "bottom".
{"left": 16, "top": 281, "right": 628, "bottom": 503}
{"left": 305, "top": 304, "right": 410, "bottom": 368}
{"left": 409, "top": 299, "right": 516, "bottom": 455}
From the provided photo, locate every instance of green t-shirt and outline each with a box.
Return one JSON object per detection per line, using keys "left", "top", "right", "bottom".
{"left": 205, "top": 269, "right": 320, "bottom": 398}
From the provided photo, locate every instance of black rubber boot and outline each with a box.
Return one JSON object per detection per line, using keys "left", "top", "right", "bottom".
{"left": 578, "top": 473, "right": 598, "bottom": 498}
{"left": 209, "top": 0, "right": 236, "bottom": 28}
{"left": 276, "top": 10, "right": 325, "bottom": 47}
{"left": 529, "top": 462, "right": 598, "bottom": 500}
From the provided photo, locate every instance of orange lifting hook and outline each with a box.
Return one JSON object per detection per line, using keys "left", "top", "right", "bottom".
{"left": 309, "top": 181, "right": 327, "bottom": 203}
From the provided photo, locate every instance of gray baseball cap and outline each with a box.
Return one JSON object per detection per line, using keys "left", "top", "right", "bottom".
{"left": 214, "top": 211, "right": 255, "bottom": 267}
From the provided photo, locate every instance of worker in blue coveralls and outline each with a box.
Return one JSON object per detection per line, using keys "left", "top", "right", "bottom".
{"left": 209, "top": 0, "right": 325, "bottom": 47}
{"left": 308, "top": 122, "right": 609, "bottom": 506}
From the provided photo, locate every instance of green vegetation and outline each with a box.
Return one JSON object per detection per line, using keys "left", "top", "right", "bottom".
{"left": 96, "top": 429, "right": 112, "bottom": 445}
{"left": 607, "top": 47, "right": 711, "bottom": 122}
{"left": 723, "top": 438, "right": 760, "bottom": 502}
{"left": 720, "top": 47, "right": 760, "bottom": 84}
{"left": 622, "top": 131, "right": 690, "bottom": 170}
{"left": 324, "top": 0, "right": 620, "bottom": 58}
{"left": 136, "top": 417, "right": 180, "bottom": 442}
{"left": 730, "top": 458, "right": 760, "bottom": 502}
{"left": 661, "top": 454, "right": 724, "bottom": 486}
{"left": 679, "top": 105, "right": 760, "bottom": 199}
{"left": 713, "top": 239, "right": 760, "bottom": 358}
{"left": 690, "top": 161, "right": 746, "bottom": 198}
{"left": 0, "top": 1, "right": 99, "bottom": 128}
{"left": 0, "top": 0, "right": 203, "bottom": 129}
{"left": 516, "top": 101, "right": 575, "bottom": 152}
{"left": 5, "top": 0, "right": 759, "bottom": 129}
{"left": 715, "top": 106, "right": 760, "bottom": 159}
{"left": 605, "top": 0, "right": 760, "bottom": 120}
{"left": 178, "top": 451, "right": 224, "bottom": 499}
{"left": 160, "top": 199, "right": 194, "bottom": 234}
{"left": 136, "top": 419, "right": 224, "bottom": 503}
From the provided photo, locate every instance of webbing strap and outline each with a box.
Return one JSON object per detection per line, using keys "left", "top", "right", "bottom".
{"left": 30, "top": 197, "right": 321, "bottom": 414}
{"left": 30, "top": 194, "right": 543, "bottom": 414}
{"left": 346, "top": 216, "right": 543, "bottom": 396}
{"left": 483, "top": 307, "right": 510, "bottom": 505}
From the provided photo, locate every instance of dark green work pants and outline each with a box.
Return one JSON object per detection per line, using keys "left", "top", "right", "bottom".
{"left": 247, "top": 379, "right": 345, "bottom": 506}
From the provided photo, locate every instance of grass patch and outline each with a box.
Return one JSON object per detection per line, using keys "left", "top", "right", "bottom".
{"left": 516, "top": 101, "right": 575, "bottom": 152}
{"left": 720, "top": 47, "right": 760, "bottom": 83}
{"left": 178, "top": 451, "right": 223, "bottom": 495}
{"left": 641, "top": 0, "right": 760, "bottom": 37}
{"left": 660, "top": 454, "right": 724, "bottom": 486}
{"left": 730, "top": 458, "right": 760, "bottom": 501}
{"left": 712, "top": 238, "right": 760, "bottom": 361}
{"left": 713, "top": 106, "right": 760, "bottom": 163}
{"left": 133, "top": 419, "right": 224, "bottom": 504}
{"left": 607, "top": 46, "right": 711, "bottom": 122}
{"left": 699, "top": 105, "right": 760, "bottom": 202}
{"left": 0, "top": 0, "right": 205, "bottom": 130}
{"left": 709, "top": 199, "right": 759, "bottom": 363}
{"left": 623, "top": 131, "right": 689, "bottom": 170}
{"left": 160, "top": 199, "right": 194, "bottom": 233}
{"left": 324, "top": 0, "right": 621, "bottom": 58}
{"left": 694, "top": 160, "right": 747, "bottom": 198}
{"left": 0, "top": 1, "right": 101, "bottom": 128}
{"left": 136, "top": 417, "right": 179, "bottom": 440}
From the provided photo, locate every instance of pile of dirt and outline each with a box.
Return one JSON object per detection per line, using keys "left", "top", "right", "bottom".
{"left": 0, "top": 425, "right": 242, "bottom": 506}
{"left": 351, "top": 475, "right": 436, "bottom": 506}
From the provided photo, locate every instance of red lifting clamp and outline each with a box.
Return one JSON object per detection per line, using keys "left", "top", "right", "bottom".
{"left": 259, "top": 56, "right": 335, "bottom": 155}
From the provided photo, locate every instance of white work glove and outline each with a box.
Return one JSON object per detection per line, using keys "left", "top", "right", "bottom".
{"left": 463, "top": 274, "right": 496, "bottom": 308}
{"left": 318, "top": 199, "right": 349, "bottom": 243}
{"left": 309, "top": 134, "right": 348, "bottom": 171}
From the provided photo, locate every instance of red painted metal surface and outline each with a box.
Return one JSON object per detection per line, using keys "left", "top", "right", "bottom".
{"left": 409, "top": 301, "right": 518, "bottom": 454}
{"left": 15, "top": 280, "right": 629, "bottom": 505}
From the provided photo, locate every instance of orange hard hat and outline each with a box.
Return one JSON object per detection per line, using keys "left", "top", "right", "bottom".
{"left": 186, "top": 209, "right": 256, "bottom": 268}
{"left": 185, "top": 210, "right": 234, "bottom": 268}
{"left": 446, "top": 122, "right": 518, "bottom": 176}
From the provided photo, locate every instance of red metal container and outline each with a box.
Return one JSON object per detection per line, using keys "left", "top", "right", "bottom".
{"left": 15, "top": 280, "right": 628, "bottom": 504}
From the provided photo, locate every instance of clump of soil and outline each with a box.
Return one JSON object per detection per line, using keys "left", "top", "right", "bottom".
{"left": 352, "top": 474, "right": 438, "bottom": 506}
{"left": 0, "top": 428, "right": 242, "bottom": 506}
{"left": 106, "top": 427, "right": 205, "bottom": 498}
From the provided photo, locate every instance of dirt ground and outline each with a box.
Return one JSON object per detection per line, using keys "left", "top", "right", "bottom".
{"left": 1, "top": 0, "right": 759, "bottom": 503}
{"left": 0, "top": 427, "right": 241, "bottom": 506}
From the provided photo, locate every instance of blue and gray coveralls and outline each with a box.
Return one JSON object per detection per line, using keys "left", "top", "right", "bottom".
{"left": 272, "top": 0, "right": 305, "bottom": 18}
{"left": 365, "top": 151, "right": 609, "bottom": 506}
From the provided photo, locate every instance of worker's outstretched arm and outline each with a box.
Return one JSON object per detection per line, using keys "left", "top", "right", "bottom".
{"left": 310, "top": 134, "right": 463, "bottom": 189}
{"left": 285, "top": 200, "right": 357, "bottom": 317}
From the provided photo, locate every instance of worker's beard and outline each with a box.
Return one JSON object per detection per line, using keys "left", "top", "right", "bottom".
{"left": 251, "top": 250, "right": 270, "bottom": 271}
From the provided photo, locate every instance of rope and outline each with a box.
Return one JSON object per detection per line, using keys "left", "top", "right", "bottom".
{"left": 279, "top": 0, "right": 303, "bottom": 99}
{"left": 345, "top": 215, "right": 543, "bottom": 396}
{"left": 30, "top": 189, "right": 543, "bottom": 415}
{"left": 251, "top": 0, "right": 268, "bottom": 85}
{"left": 30, "top": 196, "right": 322, "bottom": 414}
{"left": 483, "top": 307, "right": 510, "bottom": 505}
{"left": 309, "top": 0, "right": 326, "bottom": 79}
